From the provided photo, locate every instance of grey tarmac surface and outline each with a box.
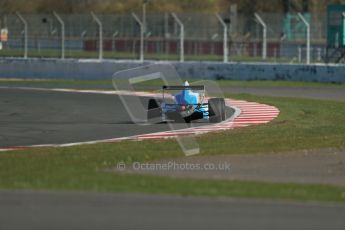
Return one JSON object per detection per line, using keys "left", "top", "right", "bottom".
{"left": 0, "top": 190, "right": 345, "bottom": 230}
{"left": 1, "top": 81, "right": 344, "bottom": 101}
{"left": 0, "top": 87, "right": 224, "bottom": 148}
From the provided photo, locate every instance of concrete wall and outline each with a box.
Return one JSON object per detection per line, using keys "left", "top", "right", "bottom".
{"left": 0, "top": 58, "right": 345, "bottom": 83}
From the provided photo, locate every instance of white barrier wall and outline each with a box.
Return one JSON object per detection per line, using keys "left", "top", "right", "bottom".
{"left": 0, "top": 58, "right": 344, "bottom": 83}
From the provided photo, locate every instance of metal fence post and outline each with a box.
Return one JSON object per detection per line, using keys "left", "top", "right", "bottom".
{"left": 53, "top": 11, "right": 65, "bottom": 59}
{"left": 91, "top": 12, "right": 103, "bottom": 60}
{"left": 171, "top": 13, "right": 184, "bottom": 62}
{"left": 143, "top": 0, "right": 147, "bottom": 34}
{"left": 298, "top": 46, "right": 302, "bottom": 63}
{"left": 132, "top": 13, "right": 144, "bottom": 62}
{"left": 298, "top": 13, "right": 310, "bottom": 64}
{"left": 254, "top": 13, "right": 267, "bottom": 60}
{"left": 15, "top": 12, "right": 28, "bottom": 59}
{"left": 343, "top": 13, "right": 345, "bottom": 46}
{"left": 216, "top": 13, "right": 228, "bottom": 63}
{"left": 112, "top": 31, "right": 118, "bottom": 52}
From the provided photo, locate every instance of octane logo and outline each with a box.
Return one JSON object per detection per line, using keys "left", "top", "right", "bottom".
{"left": 112, "top": 64, "right": 225, "bottom": 156}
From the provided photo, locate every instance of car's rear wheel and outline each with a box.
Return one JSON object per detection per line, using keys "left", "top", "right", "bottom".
{"left": 147, "top": 99, "right": 161, "bottom": 121}
{"left": 208, "top": 98, "right": 225, "bottom": 123}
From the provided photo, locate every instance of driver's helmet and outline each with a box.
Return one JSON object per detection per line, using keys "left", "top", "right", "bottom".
{"left": 175, "top": 81, "right": 199, "bottom": 105}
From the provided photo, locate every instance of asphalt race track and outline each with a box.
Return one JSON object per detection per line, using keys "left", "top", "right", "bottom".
{"left": 3, "top": 81, "right": 344, "bottom": 101}
{"left": 0, "top": 191, "right": 344, "bottom": 230}
{"left": 0, "top": 87, "right": 232, "bottom": 148}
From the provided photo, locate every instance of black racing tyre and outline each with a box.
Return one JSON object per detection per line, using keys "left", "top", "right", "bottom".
{"left": 147, "top": 99, "right": 161, "bottom": 121}
{"left": 221, "top": 99, "right": 226, "bottom": 121}
{"left": 208, "top": 98, "right": 225, "bottom": 123}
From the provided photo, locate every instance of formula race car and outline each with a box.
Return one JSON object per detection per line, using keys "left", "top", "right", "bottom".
{"left": 147, "top": 81, "right": 226, "bottom": 123}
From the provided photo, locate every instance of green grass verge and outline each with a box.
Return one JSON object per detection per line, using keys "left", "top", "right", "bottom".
{"left": 0, "top": 48, "right": 291, "bottom": 63}
{"left": 201, "top": 94, "right": 345, "bottom": 154}
{"left": 0, "top": 78, "right": 344, "bottom": 89}
{"left": 216, "top": 80, "right": 345, "bottom": 88}
{"left": 1, "top": 94, "right": 345, "bottom": 203}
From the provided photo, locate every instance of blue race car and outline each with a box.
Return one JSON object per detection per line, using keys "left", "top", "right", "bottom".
{"left": 147, "top": 81, "right": 226, "bottom": 123}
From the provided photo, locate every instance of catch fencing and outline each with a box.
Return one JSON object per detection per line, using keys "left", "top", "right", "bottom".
{"left": 0, "top": 12, "right": 330, "bottom": 63}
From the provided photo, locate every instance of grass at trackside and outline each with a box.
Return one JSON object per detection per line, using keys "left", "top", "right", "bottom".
{"left": 216, "top": 80, "right": 345, "bottom": 88}
{"left": 0, "top": 78, "right": 345, "bottom": 89}
{"left": 1, "top": 93, "right": 345, "bottom": 203}
{"left": 201, "top": 94, "right": 345, "bottom": 154}
{"left": 0, "top": 49, "right": 289, "bottom": 63}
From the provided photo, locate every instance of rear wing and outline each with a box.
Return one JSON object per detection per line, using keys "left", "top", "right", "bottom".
{"left": 162, "top": 85, "right": 205, "bottom": 90}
